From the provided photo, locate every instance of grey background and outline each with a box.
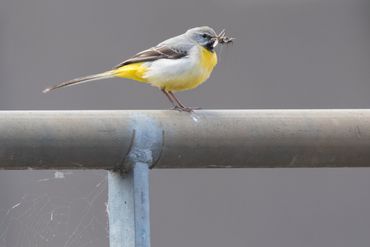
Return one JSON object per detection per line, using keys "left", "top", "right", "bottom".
{"left": 1, "top": 0, "right": 370, "bottom": 246}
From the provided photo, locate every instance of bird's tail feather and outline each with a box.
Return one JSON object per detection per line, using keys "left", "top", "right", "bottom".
{"left": 43, "top": 70, "right": 114, "bottom": 93}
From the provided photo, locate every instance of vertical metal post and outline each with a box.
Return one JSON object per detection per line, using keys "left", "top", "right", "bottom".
{"left": 108, "top": 171, "right": 135, "bottom": 247}
{"left": 108, "top": 113, "right": 162, "bottom": 247}
{"left": 108, "top": 163, "right": 150, "bottom": 247}
{"left": 133, "top": 162, "right": 150, "bottom": 247}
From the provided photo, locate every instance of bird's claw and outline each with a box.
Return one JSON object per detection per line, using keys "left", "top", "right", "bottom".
{"left": 171, "top": 106, "right": 201, "bottom": 112}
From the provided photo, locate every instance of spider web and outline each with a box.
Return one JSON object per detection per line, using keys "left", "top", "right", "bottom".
{"left": 0, "top": 170, "right": 109, "bottom": 247}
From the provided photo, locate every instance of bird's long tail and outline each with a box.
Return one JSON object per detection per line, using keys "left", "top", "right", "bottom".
{"left": 42, "top": 70, "right": 115, "bottom": 93}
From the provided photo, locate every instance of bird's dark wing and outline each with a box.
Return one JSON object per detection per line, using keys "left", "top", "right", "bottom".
{"left": 113, "top": 45, "right": 188, "bottom": 69}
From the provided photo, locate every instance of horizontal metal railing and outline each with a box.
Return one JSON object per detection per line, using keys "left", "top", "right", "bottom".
{"left": 0, "top": 110, "right": 369, "bottom": 170}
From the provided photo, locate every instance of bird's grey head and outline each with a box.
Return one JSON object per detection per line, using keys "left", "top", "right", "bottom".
{"left": 185, "top": 26, "right": 219, "bottom": 52}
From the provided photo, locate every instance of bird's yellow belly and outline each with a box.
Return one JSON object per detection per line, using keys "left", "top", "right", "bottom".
{"left": 162, "top": 47, "right": 217, "bottom": 92}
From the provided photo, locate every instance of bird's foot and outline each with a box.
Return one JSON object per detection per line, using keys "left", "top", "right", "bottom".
{"left": 171, "top": 106, "right": 201, "bottom": 112}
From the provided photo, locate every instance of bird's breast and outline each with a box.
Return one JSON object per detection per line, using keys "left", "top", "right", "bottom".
{"left": 199, "top": 45, "right": 218, "bottom": 76}
{"left": 143, "top": 45, "right": 218, "bottom": 91}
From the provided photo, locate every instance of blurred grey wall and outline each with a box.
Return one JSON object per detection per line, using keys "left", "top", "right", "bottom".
{"left": 0, "top": 0, "right": 370, "bottom": 246}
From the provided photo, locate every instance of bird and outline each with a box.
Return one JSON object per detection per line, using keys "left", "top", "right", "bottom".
{"left": 43, "top": 26, "right": 233, "bottom": 112}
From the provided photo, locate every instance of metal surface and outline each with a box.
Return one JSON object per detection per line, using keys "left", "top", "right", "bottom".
{"left": 108, "top": 171, "right": 135, "bottom": 247}
{"left": 108, "top": 164, "right": 151, "bottom": 247}
{"left": 133, "top": 163, "right": 150, "bottom": 247}
{"left": 108, "top": 113, "right": 155, "bottom": 247}
{"left": 0, "top": 110, "right": 370, "bottom": 169}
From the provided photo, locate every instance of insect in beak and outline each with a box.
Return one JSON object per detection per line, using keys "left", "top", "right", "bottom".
{"left": 217, "top": 29, "right": 234, "bottom": 44}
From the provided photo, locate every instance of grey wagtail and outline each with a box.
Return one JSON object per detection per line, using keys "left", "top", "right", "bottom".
{"left": 43, "top": 26, "right": 233, "bottom": 112}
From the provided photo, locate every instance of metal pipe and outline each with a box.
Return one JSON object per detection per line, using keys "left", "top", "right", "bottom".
{"left": 108, "top": 164, "right": 151, "bottom": 247}
{"left": 0, "top": 110, "right": 370, "bottom": 169}
{"left": 133, "top": 163, "right": 150, "bottom": 247}
{"left": 108, "top": 171, "right": 135, "bottom": 247}
{"left": 108, "top": 113, "right": 155, "bottom": 247}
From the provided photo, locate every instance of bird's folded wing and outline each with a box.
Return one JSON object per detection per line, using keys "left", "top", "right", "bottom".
{"left": 113, "top": 45, "right": 188, "bottom": 69}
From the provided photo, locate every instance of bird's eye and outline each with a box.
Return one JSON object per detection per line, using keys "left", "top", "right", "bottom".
{"left": 202, "top": 34, "right": 209, "bottom": 39}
